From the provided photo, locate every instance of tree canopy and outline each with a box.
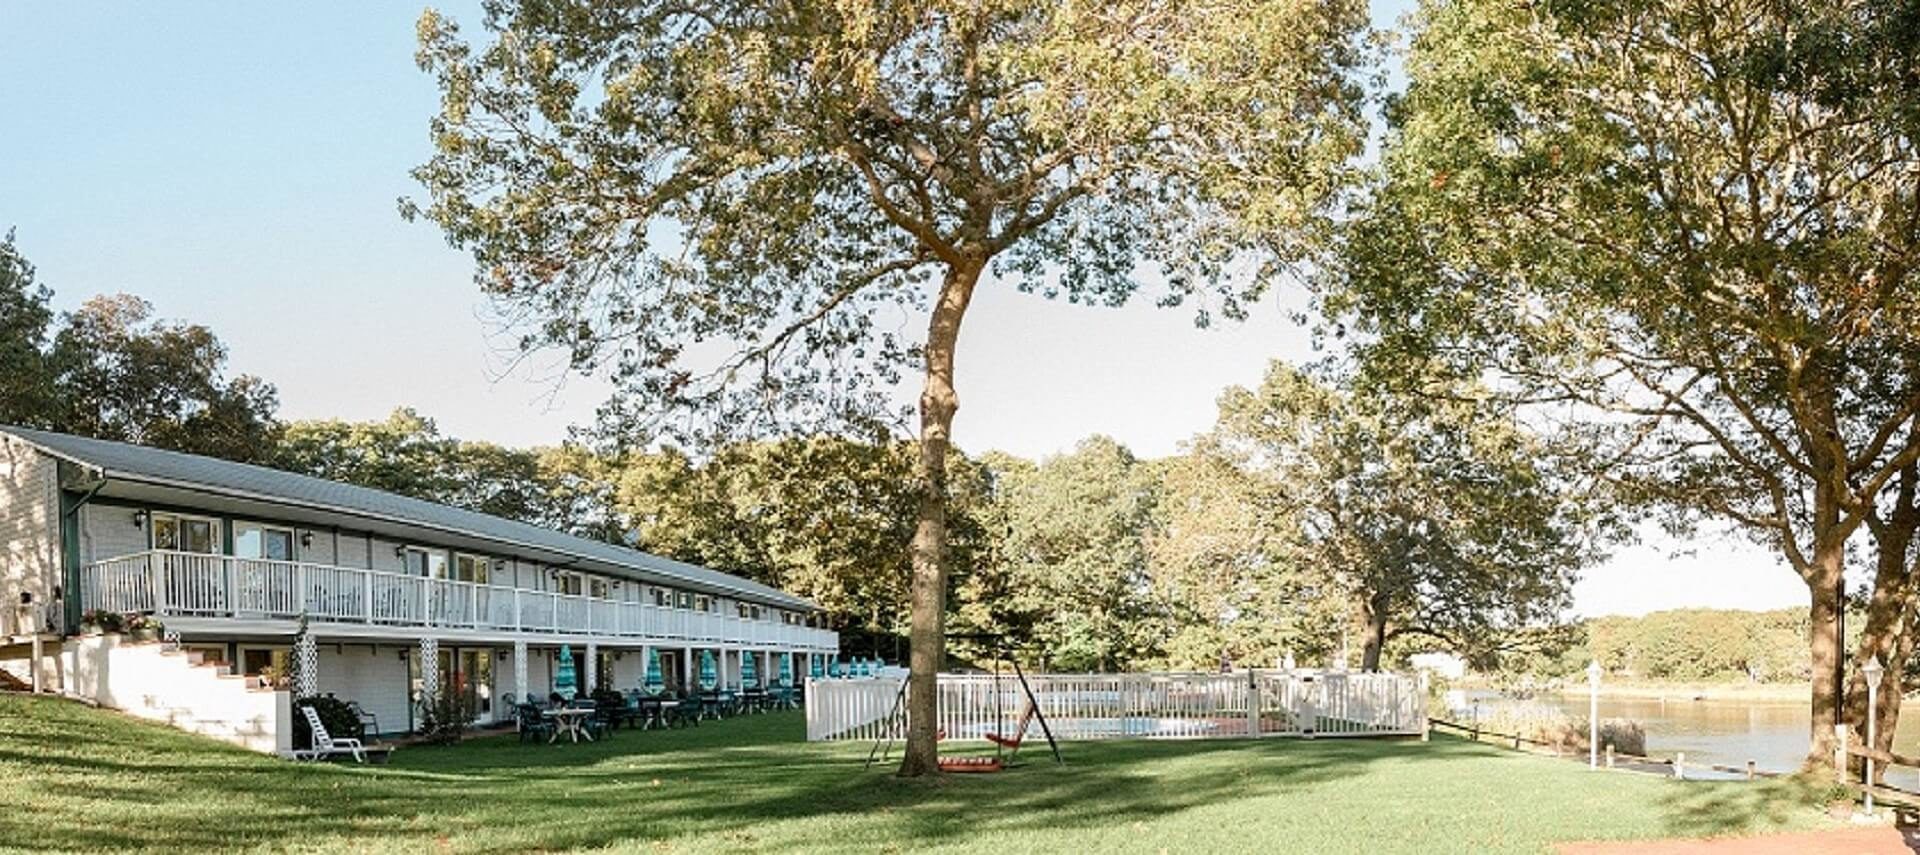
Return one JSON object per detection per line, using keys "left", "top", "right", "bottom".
{"left": 1327, "top": 0, "right": 1920, "bottom": 767}
{"left": 408, "top": 0, "right": 1374, "bottom": 775}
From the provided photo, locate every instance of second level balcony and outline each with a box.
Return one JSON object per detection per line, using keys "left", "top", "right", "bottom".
{"left": 80, "top": 550, "right": 839, "bottom": 652}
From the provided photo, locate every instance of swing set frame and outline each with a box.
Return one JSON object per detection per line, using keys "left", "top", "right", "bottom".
{"left": 864, "top": 632, "right": 1063, "bottom": 771}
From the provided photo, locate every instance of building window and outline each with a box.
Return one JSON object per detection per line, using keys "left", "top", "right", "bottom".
{"left": 453, "top": 553, "right": 492, "bottom": 584}
{"left": 152, "top": 513, "right": 221, "bottom": 555}
{"left": 233, "top": 522, "right": 296, "bottom": 562}
{"left": 405, "top": 547, "right": 450, "bottom": 579}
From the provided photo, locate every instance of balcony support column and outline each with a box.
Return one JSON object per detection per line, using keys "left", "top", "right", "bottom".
{"left": 419, "top": 636, "right": 440, "bottom": 711}
{"left": 293, "top": 627, "right": 319, "bottom": 697}
{"left": 513, "top": 640, "right": 528, "bottom": 706}
{"left": 585, "top": 641, "right": 598, "bottom": 693}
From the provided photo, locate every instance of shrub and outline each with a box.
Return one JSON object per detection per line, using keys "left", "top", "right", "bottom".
{"left": 294, "top": 695, "right": 365, "bottom": 749}
{"left": 417, "top": 690, "right": 474, "bottom": 745}
{"left": 79, "top": 610, "right": 124, "bottom": 634}
{"left": 1462, "top": 703, "right": 1646, "bottom": 756}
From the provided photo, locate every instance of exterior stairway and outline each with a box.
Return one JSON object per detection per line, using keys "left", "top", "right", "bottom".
{"left": 60, "top": 634, "right": 291, "bottom": 755}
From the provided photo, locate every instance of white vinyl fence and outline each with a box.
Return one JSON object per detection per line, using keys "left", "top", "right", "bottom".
{"left": 806, "top": 670, "right": 1424, "bottom": 743}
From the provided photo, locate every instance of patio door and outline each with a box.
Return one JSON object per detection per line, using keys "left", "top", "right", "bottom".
{"left": 152, "top": 512, "right": 224, "bottom": 614}
{"left": 427, "top": 647, "right": 497, "bottom": 726}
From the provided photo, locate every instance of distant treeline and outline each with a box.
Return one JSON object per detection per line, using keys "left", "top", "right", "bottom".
{"left": 1526, "top": 608, "right": 1822, "bottom": 684}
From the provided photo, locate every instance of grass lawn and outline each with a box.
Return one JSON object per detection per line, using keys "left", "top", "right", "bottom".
{"left": 0, "top": 693, "right": 1846, "bottom": 853}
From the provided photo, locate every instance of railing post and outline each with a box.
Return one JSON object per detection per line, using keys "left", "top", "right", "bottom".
{"left": 296, "top": 561, "right": 309, "bottom": 617}
{"left": 150, "top": 552, "right": 167, "bottom": 615}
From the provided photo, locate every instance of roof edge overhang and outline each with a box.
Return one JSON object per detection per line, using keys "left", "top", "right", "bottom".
{"left": 4, "top": 430, "right": 820, "bottom": 612}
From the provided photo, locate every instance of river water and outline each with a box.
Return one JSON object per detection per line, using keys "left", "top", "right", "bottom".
{"left": 1520, "top": 694, "right": 1920, "bottom": 782}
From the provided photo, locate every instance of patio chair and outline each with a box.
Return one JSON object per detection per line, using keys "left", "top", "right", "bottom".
{"left": 516, "top": 703, "right": 556, "bottom": 743}
{"left": 294, "top": 704, "right": 369, "bottom": 763}
{"left": 345, "top": 700, "right": 380, "bottom": 737}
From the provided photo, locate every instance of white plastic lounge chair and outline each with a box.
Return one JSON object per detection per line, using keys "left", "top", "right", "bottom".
{"left": 294, "top": 703, "right": 367, "bottom": 763}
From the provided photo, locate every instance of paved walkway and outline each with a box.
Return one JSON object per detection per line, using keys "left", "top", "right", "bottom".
{"left": 1559, "top": 827, "right": 1919, "bottom": 854}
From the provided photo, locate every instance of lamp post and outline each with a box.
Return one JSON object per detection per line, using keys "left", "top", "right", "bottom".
{"left": 1862, "top": 655, "right": 1885, "bottom": 816}
{"left": 1586, "top": 660, "right": 1602, "bottom": 770}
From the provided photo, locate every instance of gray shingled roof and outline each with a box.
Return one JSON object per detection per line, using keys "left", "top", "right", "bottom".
{"left": 0, "top": 426, "right": 816, "bottom": 610}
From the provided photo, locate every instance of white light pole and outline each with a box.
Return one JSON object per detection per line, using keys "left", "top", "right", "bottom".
{"left": 1862, "top": 655, "right": 1885, "bottom": 816}
{"left": 1586, "top": 660, "right": 1602, "bottom": 770}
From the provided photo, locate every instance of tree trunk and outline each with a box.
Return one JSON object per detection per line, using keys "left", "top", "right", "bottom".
{"left": 1806, "top": 536, "right": 1849, "bottom": 770}
{"left": 897, "top": 258, "right": 983, "bottom": 778}
{"left": 1846, "top": 463, "right": 1920, "bottom": 783}
{"left": 1359, "top": 591, "right": 1389, "bottom": 672}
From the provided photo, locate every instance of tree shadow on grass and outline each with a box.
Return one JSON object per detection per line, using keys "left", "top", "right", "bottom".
{"left": 3, "top": 695, "right": 1480, "bottom": 853}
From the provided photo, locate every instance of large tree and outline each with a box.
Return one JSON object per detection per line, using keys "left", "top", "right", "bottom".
{"left": 0, "top": 231, "right": 54, "bottom": 427}
{"left": 980, "top": 438, "right": 1165, "bottom": 671}
{"left": 408, "top": 0, "right": 1369, "bottom": 774}
{"left": 45, "top": 295, "right": 280, "bottom": 463}
{"left": 1334, "top": 0, "right": 1920, "bottom": 766}
{"left": 1201, "top": 362, "right": 1591, "bottom": 671}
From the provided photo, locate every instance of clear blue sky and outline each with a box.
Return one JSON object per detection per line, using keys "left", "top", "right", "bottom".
{"left": 0, "top": 2, "right": 1806, "bottom": 618}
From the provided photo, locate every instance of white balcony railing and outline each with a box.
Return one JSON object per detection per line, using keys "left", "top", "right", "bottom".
{"left": 80, "top": 550, "right": 839, "bottom": 652}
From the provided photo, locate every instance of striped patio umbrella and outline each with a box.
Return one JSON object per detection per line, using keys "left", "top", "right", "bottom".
{"left": 741, "top": 651, "right": 759, "bottom": 688}
{"left": 809, "top": 655, "right": 825, "bottom": 680}
{"left": 555, "top": 645, "right": 578, "bottom": 698}
{"left": 778, "top": 653, "right": 794, "bottom": 687}
{"left": 698, "top": 649, "right": 718, "bottom": 691}
{"left": 643, "top": 647, "right": 666, "bottom": 695}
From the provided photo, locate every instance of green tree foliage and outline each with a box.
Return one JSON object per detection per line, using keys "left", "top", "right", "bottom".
{"left": 976, "top": 438, "right": 1164, "bottom": 671}
{"left": 0, "top": 231, "right": 54, "bottom": 426}
{"left": 274, "top": 409, "right": 615, "bottom": 537}
{"left": 43, "top": 295, "right": 279, "bottom": 463}
{"left": 0, "top": 237, "right": 278, "bottom": 462}
{"left": 1331, "top": 0, "right": 1920, "bottom": 768}
{"left": 406, "top": 0, "right": 1372, "bottom": 776}
{"left": 1580, "top": 610, "right": 1813, "bottom": 684}
{"left": 1194, "top": 362, "right": 1593, "bottom": 672}
{"left": 1150, "top": 447, "right": 1343, "bottom": 670}
{"left": 612, "top": 438, "right": 993, "bottom": 656}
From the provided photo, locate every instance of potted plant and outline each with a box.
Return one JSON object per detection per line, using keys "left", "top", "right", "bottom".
{"left": 124, "top": 613, "right": 164, "bottom": 643}
{"left": 78, "top": 610, "right": 124, "bottom": 636}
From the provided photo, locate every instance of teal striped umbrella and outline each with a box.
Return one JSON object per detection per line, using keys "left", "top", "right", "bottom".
{"left": 741, "top": 651, "right": 759, "bottom": 688}
{"left": 778, "top": 653, "right": 794, "bottom": 687}
{"left": 643, "top": 647, "right": 666, "bottom": 695}
{"left": 698, "top": 649, "right": 718, "bottom": 691}
{"left": 555, "top": 645, "right": 578, "bottom": 698}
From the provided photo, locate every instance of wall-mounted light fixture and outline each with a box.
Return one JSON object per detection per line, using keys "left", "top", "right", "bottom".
{"left": 132, "top": 510, "right": 148, "bottom": 529}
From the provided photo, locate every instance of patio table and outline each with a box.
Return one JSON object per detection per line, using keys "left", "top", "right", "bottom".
{"left": 543, "top": 708, "right": 595, "bottom": 743}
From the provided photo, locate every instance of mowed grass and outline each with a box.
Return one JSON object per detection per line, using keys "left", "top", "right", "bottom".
{"left": 0, "top": 693, "right": 1842, "bottom": 854}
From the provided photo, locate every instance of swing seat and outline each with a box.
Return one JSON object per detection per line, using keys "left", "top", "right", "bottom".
{"left": 938, "top": 755, "right": 1003, "bottom": 773}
